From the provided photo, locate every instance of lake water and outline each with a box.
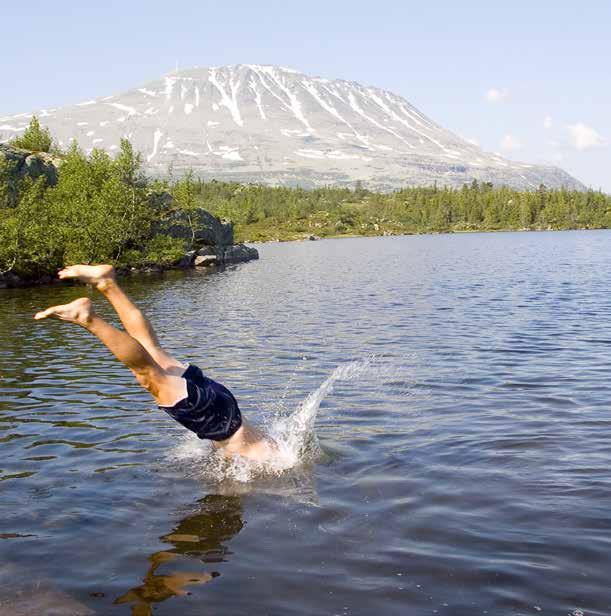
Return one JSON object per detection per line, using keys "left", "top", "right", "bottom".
{"left": 2, "top": 231, "right": 611, "bottom": 615}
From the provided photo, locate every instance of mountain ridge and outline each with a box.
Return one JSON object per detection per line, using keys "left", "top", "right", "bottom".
{"left": 0, "top": 64, "right": 584, "bottom": 191}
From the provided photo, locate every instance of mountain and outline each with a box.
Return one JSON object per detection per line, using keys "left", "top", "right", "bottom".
{"left": 0, "top": 65, "right": 583, "bottom": 191}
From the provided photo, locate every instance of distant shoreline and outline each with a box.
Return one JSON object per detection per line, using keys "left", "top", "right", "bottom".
{"left": 244, "top": 225, "right": 607, "bottom": 245}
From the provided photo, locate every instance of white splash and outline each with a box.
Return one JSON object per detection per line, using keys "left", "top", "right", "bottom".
{"left": 168, "top": 357, "right": 380, "bottom": 483}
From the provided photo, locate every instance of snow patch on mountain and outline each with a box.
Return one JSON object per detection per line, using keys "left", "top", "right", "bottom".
{"left": 0, "top": 64, "right": 584, "bottom": 191}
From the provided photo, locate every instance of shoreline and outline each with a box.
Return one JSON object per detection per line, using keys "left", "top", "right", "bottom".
{"left": 0, "top": 244, "right": 259, "bottom": 290}
{"left": 245, "top": 224, "right": 606, "bottom": 245}
{"left": 2, "top": 226, "right": 606, "bottom": 290}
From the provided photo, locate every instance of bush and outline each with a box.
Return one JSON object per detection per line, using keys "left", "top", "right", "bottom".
{"left": 143, "top": 235, "right": 187, "bottom": 266}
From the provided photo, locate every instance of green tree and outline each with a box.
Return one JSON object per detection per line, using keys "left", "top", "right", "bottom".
{"left": 171, "top": 169, "right": 200, "bottom": 248}
{"left": 11, "top": 116, "right": 53, "bottom": 152}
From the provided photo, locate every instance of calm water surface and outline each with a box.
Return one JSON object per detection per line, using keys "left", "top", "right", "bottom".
{"left": 2, "top": 231, "right": 611, "bottom": 615}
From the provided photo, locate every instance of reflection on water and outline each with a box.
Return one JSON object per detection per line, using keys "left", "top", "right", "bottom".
{"left": 3, "top": 231, "right": 611, "bottom": 614}
{"left": 115, "top": 495, "right": 243, "bottom": 615}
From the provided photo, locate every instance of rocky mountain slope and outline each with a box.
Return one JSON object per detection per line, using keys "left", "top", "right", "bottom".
{"left": 0, "top": 65, "right": 583, "bottom": 190}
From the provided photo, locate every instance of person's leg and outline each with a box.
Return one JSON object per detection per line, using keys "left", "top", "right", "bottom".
{"left": 58, "top": 265, "right": 186, "bottom": 375}
{"left": 34, "top": 297, "right": 186, "bottom": 406}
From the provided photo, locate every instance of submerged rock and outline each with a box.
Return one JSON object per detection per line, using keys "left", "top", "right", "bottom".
{"left": 0, "top": 564, "right": 94, "bottom": 615}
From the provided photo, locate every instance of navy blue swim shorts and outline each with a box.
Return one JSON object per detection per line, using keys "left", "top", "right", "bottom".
{"left": 158, "top": 364, "right": 242, "bottom": 441}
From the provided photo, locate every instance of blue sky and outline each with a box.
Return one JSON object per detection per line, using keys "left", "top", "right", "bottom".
{"left": 2, "top": 0, "right": 609, "bottom": 190}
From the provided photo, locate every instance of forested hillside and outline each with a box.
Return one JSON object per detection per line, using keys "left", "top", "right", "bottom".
{"left": 1, "top": 118, "right": 609, "bottom": 281}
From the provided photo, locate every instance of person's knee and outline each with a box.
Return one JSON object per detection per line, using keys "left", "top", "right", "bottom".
{"left": 132, "top": 366, "right": 164, "bottom": 394}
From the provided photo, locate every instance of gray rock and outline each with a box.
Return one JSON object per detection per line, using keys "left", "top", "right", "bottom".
{"left": 222, "top": 244, "right": 259, "bottom": 264}
{"left": 0, "top": 272, "right": 22, "bottom": 288}
{"left": 23, "top": 152, "right": 58, "bottom": 185}
{"left": 196, "top": 245, "right": 220, "bottom": 257}
{"left": 0, "top": 144, "right": 58, "bottom": 206}
{"left": 178, "top": 250, "right": 196, "bottom": 268}
{"left": 0, "top": 144, "right": 59, "bottom": 185}
{"left": 148, "top": 189, "right": 174, "bottom": 212}
{"left": 150, "top": 192, "right": 234, "bottom": 248}
{"left": 194, "top": 254, "right": 219, "bottom": 267}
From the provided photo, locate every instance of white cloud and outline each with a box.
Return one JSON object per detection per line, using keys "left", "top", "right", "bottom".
{"left": 543, "top": 115, "right": 553, "bottom": 129}
{"left": 566, "top": 122, "right": 608, "bottom": 151}
{"left": 499, "top": 133, "right": 522, "bottom": 151}
{"left": 484, "top": 88, "right": 508, "bottom": 103}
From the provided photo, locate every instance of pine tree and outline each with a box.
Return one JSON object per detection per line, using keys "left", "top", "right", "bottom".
{"left": 11, "top": 116, "right": 53, "bottom": 153}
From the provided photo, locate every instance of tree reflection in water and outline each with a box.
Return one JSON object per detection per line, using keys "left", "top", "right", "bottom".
{"left": 114, "top": 494, "right": 243, "bottom": 615}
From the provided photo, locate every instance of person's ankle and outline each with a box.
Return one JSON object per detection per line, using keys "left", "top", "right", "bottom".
{"left": 96, "top": 277, "right": 115, "bottom": 293}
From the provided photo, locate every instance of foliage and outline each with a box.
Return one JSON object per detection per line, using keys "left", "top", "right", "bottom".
{"left": 169, "top": 169, "right": 199, "bottom": 245}
{"left": 1, "top": 127, "right": 610, "bottom": 280}
{"left": 10, "top": 116, "right": 53, "bottom": 153}
{"left": 183, "top": 178, "right": 611, "bottom": 242}
{"left": 0, "top": 139, "right": 172, "bottom": 278}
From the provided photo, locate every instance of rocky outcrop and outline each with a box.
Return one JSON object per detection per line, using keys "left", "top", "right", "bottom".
{"left": 153, "top": 203, "right": 234, "bottom": 247}
{"left": 187, "top": 244, "right": 259, "bottom": 268}
{"left": 150, "top": 190, "right": 234, "bottom": 247}
{"left": 149, "top": 190, "right": 258, "bottom": 267}
{"left": 0, "top": 184, "right": 258, "bottom": 287}
{"left": 0, "top": 144, "right": 59, "bottom": 189}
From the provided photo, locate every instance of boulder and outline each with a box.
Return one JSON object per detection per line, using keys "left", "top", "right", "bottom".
{"left": 0, "top": 144, "right": 59, "bottom": 187}
{"left": 194, "top": 255, "right": 219, "bottom": 267}
{"left": 196, "top": 246, "right": 219, "bottom": 257}
{"left": 178, "top": 250, "right": 196, "bottom": 268}
{"left": 0, "top": 144, "right": 59, "bottom": 207}
{"left": 222, "top": 244, "right": 259, "bottom": 264}
{"left": 149, "top": 192, "right": 234, "bottom": 248}
{"left": 192, "top": 244, "right": 258, "bottom": 266}
{"left": 0, "top": 271, "right": 23, "bottom": 289}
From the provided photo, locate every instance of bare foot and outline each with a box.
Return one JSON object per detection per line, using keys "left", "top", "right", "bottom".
{"left": 58, "top": 264, "right": 115, "bottom": 290}
{"left": 34, "top": 297, "right": 94, "bottom": 326}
